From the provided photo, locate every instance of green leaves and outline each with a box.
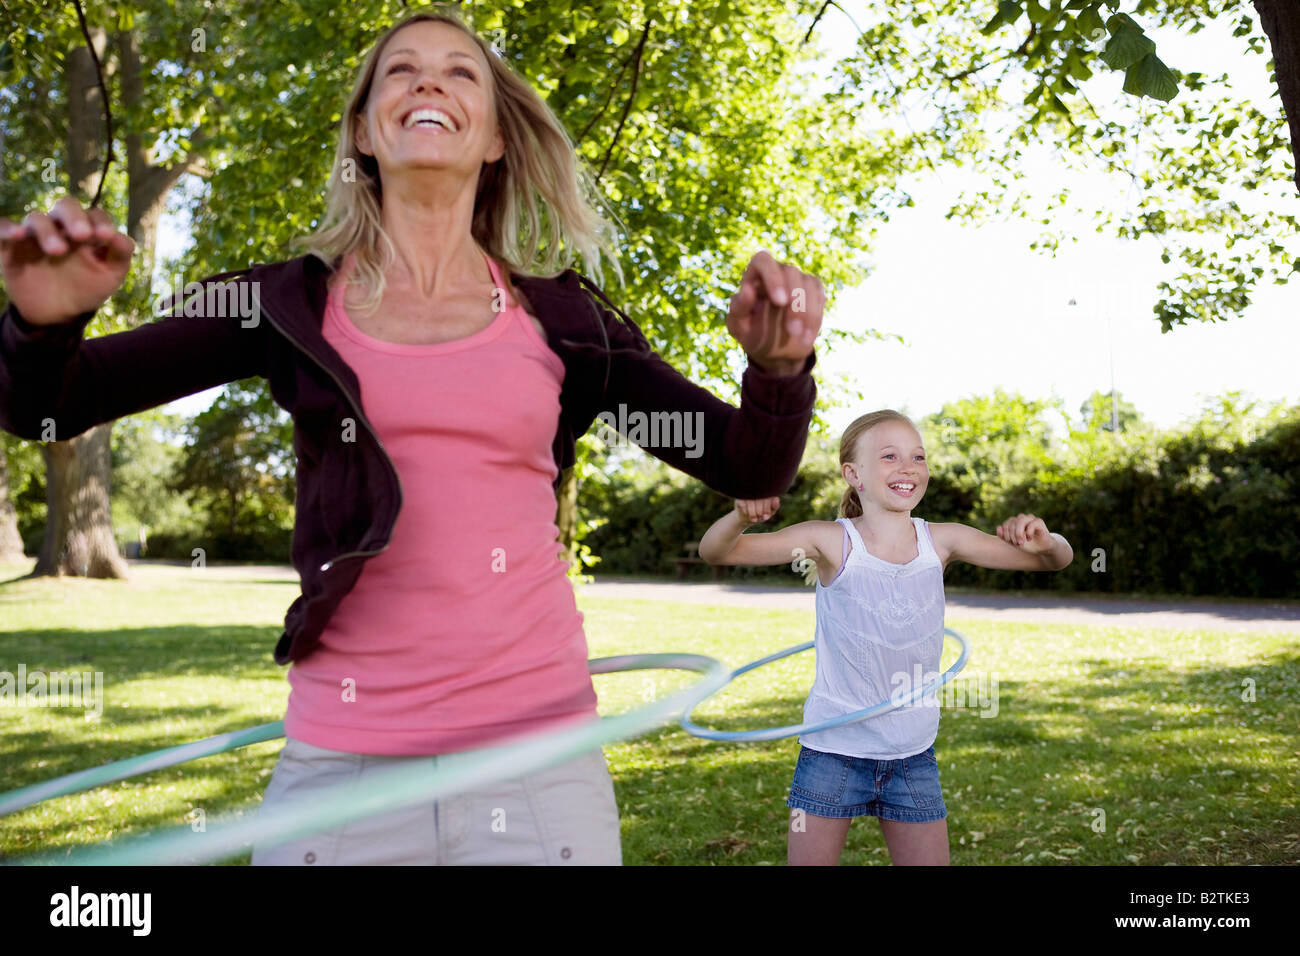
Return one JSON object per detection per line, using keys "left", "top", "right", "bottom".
{"left": 981, "top": 4, "right": 1180, "bottom": 103}
{"left": 1064, "top": 49, "right": 1094, "bottom": 81}
{"left": 1024, "top": 0, "right": 1056, "bottom": 27}
{"left": 982, "top": 1, "right": 1024, "bottom": 36}
{"left": 1123, "top": 54, "right": 1178, "bottom": 101}
{"left": 1075, "top": 3, "right": 1106, "bottom": 40}
{"left": 1100, "top": 16, "right": 1156, "bottom": 70}
{"left": 1099, "top": 12, "right": 1179, "bottom": 102}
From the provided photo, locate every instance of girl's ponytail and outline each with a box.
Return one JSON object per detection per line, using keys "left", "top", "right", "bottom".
{"left": 839, "top": 485, "right": 864, "bottom": 519}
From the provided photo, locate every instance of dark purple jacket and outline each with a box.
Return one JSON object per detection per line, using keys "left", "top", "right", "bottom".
{"left": 0, "top": 254, "right": 817, "bottom": 664}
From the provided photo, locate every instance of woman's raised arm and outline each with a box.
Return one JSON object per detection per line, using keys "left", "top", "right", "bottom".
{"left": 588, "top": 251, "right": 822, "bottom": 500}
{"left": 0, "top": 196, "right": 269, "bottom": 441}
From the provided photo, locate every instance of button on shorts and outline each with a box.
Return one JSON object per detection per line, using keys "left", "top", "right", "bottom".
{"left": 786, "top": 744, "right": 947, "bottom": 823}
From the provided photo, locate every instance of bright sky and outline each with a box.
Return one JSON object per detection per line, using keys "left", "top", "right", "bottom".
{"left": 818, "top": 170, "right": 1298, "bottom": 433}
{"left": 161, "top": 6, "right": 1298, "bottom": 433}
{"left": 810, "top": 5, "right": 1298, "bottom": 434}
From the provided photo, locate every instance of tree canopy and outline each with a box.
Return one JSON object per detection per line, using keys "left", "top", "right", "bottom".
{"left": 5, "top": 1, "right": 1295, "bottom": 347}
{"left": 1, "top": 1, "right": 1295, "bottom": 573}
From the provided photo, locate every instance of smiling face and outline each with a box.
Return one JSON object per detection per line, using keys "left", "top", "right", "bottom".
{"left": 846, "top": 419, "right": 929, "bottom": 513}
{"left": 353, "top": 19, "right": 505, "bottom": 181}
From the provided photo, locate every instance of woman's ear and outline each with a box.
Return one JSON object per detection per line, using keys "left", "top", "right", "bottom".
{"left": 485, "top": 126, "right": 505, "bottom": 164}
{"left": 354, "top": 114, "right": 374, "bottom": 157}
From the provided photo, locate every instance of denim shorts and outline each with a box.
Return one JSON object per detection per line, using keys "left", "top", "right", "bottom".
{"left": 786, "top": 744, "right": 947, "bottom": 823}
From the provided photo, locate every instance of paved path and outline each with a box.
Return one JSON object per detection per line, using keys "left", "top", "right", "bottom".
{"left": 579, "top": 578, "right": 1300, "bottom": 634}
{"left": 47, "top": 562, "right": 1294, "bottom": 634}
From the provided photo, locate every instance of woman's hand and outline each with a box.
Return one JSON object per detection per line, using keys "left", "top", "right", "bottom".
{"left": 726, "top": 251, "right": 823, "bottom": 374}
{"left": 0, "top": 196, "right": 135, "bottom": 325}
{"left": 996, "top": 513, "right": 1054, "bottom": 553}
{"left": 735, "top": 496, "right": 780, "bottom": 526}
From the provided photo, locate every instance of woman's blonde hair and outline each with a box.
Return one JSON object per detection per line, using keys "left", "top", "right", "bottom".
{"left": 837, "top": 409, "right": 920, "bottom": 519}
{"left": 293, "top": 6, "right": 622, "bottom": 311}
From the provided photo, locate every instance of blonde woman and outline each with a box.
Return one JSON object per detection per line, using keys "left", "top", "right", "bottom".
{"left": 0, "top": 10, "right": 824, "bottom": 864}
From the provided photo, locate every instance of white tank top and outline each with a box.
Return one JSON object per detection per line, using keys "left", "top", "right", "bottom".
{"left": 798, "top": 516, "right": 946, "bottom": 759}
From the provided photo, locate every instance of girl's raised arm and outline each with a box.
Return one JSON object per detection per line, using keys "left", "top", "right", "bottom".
{"left": 699, "top": 497, "right": 836, "bottom": 569}
{"left": 930, "top": 513, "right": 1073, "bottom": 572}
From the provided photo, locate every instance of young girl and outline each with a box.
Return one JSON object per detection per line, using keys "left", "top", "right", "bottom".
{"left": 699, "top": 409, "right": 1073, "bottom": 866}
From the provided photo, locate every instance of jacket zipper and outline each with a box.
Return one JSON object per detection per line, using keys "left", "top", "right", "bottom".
{"left": 257, "top": 299, "right": 405, "bottom": 574}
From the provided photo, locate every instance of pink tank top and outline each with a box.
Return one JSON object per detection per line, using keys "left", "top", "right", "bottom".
{"left": 284, "top": 253, "right": 597, "bottom": 754}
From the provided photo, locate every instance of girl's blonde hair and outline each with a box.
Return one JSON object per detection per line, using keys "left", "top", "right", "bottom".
{"left": 837, "top": 409, "right": 920, "bottom": 519}
{"left": 293, "top": 7, "right": 622, "bottom": 312}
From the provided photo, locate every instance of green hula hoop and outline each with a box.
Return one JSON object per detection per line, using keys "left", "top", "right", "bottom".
{"left": 6, "top": 652, "right": 728, "bottom": 866}
{"left": 0, "top": 722, "right": 286, "bottom": 818}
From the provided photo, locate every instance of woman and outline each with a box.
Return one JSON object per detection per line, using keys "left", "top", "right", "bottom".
{"left": 0, "top": 10, "right": 824, "bottom": 865}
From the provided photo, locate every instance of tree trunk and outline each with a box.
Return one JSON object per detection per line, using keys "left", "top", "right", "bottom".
{"left": 1256, "top": 0, "right": 1300, "bottom": 192}
{"left": 30, "top": 26, "right": 130, "bottom": 581}
{"left": 34, "top": 427, "right": 127, "bottom": 577}
{"left": 0, "top": 444, "right": 27, "bottom": 564}
{"left": 32, "top": 28, "right": 186, "bottom": 581}
{"left": 66, "top": 28, "right": 107, "bottom": 201}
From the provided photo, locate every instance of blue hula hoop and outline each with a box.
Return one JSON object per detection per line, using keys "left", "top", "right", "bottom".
{"left": 4, "top": 652, "right": 730, "bottom": 866}
{"left": 679, "top": 627, "right": 971, "bottom": 742}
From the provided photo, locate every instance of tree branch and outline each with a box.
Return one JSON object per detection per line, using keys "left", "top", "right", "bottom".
{"left": 71, "top": 0, "right": 113, "bottom": 206}
{"left": 943, "top": 23, "right": 1037, "bottom": 82}
{"left": 576, "top": 28, "right": 647, "bottom": 147}
{"left": 596, "top": 17, "right": 652, "bottom": 183}
{"left": 802, "top": 1, "right": 865, "bottom": 47}
{"left": 802, "top": 1, "right": 832, "bottom": 46}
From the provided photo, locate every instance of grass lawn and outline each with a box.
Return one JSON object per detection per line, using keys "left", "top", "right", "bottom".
{"left": 2, "top": 560, "right": 1297, "bottom": 865}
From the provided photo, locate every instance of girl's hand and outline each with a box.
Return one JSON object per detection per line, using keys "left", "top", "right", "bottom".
{"left": 735, "top": 497, "right": 780, "bottom": 526}
{"left": 0, "top": 196, "right": 135, "bottom": 325}
{"left": 996, "top": 513, "right": 1054, "bottom": 553}
{"left": 726, "top": 251, "right": 823, "bottom": 372}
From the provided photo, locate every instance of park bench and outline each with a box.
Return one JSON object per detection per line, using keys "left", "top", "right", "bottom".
{"left": 674, "top": 540, "right": 727, "bottom": 580}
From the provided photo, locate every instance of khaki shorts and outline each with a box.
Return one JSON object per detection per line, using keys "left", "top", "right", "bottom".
{"left": 250, "top": 738, "right": 622, "bottom": 865}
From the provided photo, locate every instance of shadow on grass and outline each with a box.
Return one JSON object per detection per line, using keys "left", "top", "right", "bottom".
{"left": 2, "top": 624, "right": 283, "bottom": 677}
{"left": 1, "top": 625, "right": 286, "bottom": 826}
{"left": 0, "top": 742, "right": 278, "bottom": 864}
{"left": 612, "top": 649, "right": 1300, "bottom": 865}
{"left": 1, "top": 647, "right": 283, "bottom": 862}
{"left": 4, "top": 621, "right": 1296, "bottom": 866}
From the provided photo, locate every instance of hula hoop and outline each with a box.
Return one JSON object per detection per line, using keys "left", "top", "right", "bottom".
{"left": 6, "top": 652, "right": 728, "bottom": 866}
{"left": 679, "top": 627, "right": 970, "bottom": 742}
{"left": 0, "top": 722, "right": 286, "bottom": 818}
